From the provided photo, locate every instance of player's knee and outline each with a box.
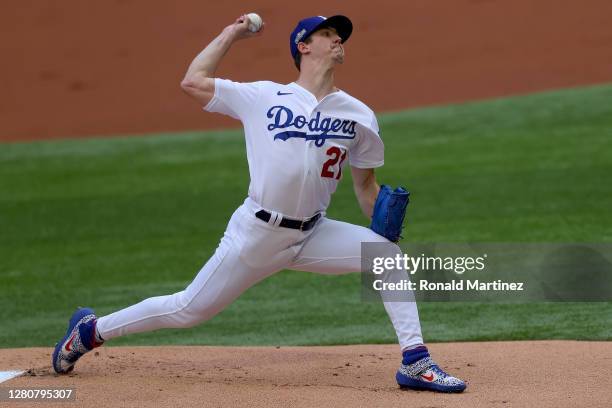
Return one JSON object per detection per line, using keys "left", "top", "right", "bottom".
{"left": 366, "top": 232, "right": 402, "bottom": 255}
{"left": 176, "top": 297, "right": 223, "bottom": 327}
{"left": 165, "top": 292, "right": 208, "bottom": 328}
{"left": 379, "top": 242, "right": 403, "bottom": 261}
{"left": 364, "top": 225, "right": 398, "bottom": 245}
{"left": 175, "top": 307, "right": 210, "bottom": 328}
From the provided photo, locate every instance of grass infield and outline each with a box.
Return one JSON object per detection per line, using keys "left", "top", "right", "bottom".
{"left": 1, "top": 84, "right": 611, "bottom": 348}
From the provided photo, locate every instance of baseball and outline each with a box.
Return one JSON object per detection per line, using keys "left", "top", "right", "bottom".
{"left": 246, "top": 13, "right": 263, "bottom": 32}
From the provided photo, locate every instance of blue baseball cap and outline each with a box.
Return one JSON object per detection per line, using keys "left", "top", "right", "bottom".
{"left": 289, "top": 15, "right": 353, "bottom": 59}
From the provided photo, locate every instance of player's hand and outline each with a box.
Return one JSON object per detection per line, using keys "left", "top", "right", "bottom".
{"left": 224, "top": 14, "right": 265, "bottom": 41}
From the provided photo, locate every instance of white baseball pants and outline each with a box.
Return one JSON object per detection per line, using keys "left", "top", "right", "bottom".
{"left": 96, "top": 197, "right": 424, "bottom": 350}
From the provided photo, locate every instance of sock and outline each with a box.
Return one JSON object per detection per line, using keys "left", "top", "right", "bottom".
{"left": 93, "top": 321, "right": 105, "bottom": 345}
{"left": 402, "top": 345, "right": 429, "bottom": 365}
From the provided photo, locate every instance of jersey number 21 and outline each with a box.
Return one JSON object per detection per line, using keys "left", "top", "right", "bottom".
{"left": 321, "top": 146, "right": 347, "bottom": 180}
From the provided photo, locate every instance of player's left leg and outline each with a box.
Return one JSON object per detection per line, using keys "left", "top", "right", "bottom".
{"left": 289, "top": 217, "right": 423, "bottom": 350}
{"left": 289, "top": 217, "right": 466, "bottom": 392}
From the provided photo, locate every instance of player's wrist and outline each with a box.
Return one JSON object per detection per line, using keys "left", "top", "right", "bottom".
{"left": 220, "top": 25, "right": 240, "bottom": 43}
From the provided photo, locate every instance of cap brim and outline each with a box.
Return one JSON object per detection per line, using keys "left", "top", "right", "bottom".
{"left": 314, "top": 15, "right": 353, "bottom": 43}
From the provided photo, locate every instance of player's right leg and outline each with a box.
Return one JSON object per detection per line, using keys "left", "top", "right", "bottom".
{"left": 52, "top": 199, "right": 297, "bottom": 373}
{"left": 95, "top": 203, "right": 298, "bottom": 339}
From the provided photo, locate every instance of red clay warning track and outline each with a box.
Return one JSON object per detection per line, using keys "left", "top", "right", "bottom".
{"left": 1, "top": 0, "right": 612, "bottom": 141}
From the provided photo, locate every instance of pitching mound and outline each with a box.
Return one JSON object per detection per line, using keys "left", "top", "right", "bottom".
{"left": 1, "top": 341, "right": 610, "bottom": 407}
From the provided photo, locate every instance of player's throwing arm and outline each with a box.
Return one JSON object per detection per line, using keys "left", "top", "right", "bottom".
{"left": 181, "top": 13, "right": 264, "bottom": 107}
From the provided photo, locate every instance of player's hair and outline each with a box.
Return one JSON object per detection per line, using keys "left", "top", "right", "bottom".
{"left": 293, "top": 35, "right": 314, "bottom": 71}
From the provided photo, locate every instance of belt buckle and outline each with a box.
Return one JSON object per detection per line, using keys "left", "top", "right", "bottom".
{"left": 299, "top": 220, "right": 307, "bottom": 231}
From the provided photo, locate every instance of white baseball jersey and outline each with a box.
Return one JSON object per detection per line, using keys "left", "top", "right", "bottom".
{"left": 204, "top": 79, "right": 384, "bottom": 218}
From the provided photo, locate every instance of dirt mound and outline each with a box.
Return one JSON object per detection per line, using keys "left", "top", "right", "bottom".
{"left": 1, "top": 341, "right": 610, "bottom": 407}
{"left": 2, "top": 0, "right": 612, "bottom": 141}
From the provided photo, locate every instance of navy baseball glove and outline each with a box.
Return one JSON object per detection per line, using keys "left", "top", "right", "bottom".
{"left": 370, "top": 185, "right": 410, "bottom": 242}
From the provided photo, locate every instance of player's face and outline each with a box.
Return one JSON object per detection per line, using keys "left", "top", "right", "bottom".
{"left": 308, "top": 27, "right": 344, "bottom": 65}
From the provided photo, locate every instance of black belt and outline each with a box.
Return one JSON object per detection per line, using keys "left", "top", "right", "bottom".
{"left": 255, "top": 210, "right": 321, "bottom": 231}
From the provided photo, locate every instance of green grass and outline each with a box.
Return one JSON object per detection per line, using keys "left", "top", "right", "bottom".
{"left": 1, "top": 84, "right": 611, "bottom": 348}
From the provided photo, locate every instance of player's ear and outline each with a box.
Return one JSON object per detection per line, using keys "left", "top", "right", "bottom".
{"left": 297, "top": 41, "right": 310, "bottom": 55}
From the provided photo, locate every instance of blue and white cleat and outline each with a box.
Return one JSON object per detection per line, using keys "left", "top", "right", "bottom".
{"left": 52, "top": 308, "right": 102, "bottom": 374}
{"left": 396, "top": 356, "right": 467, "bottom": 393}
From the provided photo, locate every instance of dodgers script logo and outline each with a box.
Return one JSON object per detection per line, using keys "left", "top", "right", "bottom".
{"left": 267, "top": 106, "right": 357, "bottom": 147}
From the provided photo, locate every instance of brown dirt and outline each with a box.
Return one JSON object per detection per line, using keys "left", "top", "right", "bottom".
{"left": 2, "top": 0, "right": 612, "bottom": 141}
{"left": 1, "top": 342, "right": 611, "bottom": 407}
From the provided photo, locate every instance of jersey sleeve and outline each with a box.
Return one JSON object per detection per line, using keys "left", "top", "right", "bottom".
{"left": 348, "top": 114, "right": 385, "bottom": 168}
{"left": 203, "top": 78, "right": 261, "bottom": 121}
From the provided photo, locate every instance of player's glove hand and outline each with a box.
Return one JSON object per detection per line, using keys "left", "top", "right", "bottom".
{"left": 369, "top": 185, "right": 410, "bottom": 242}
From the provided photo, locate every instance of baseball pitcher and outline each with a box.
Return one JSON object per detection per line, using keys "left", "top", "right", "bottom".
{"left": 52, "top": 14, "right": 466, "bottom": 393}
